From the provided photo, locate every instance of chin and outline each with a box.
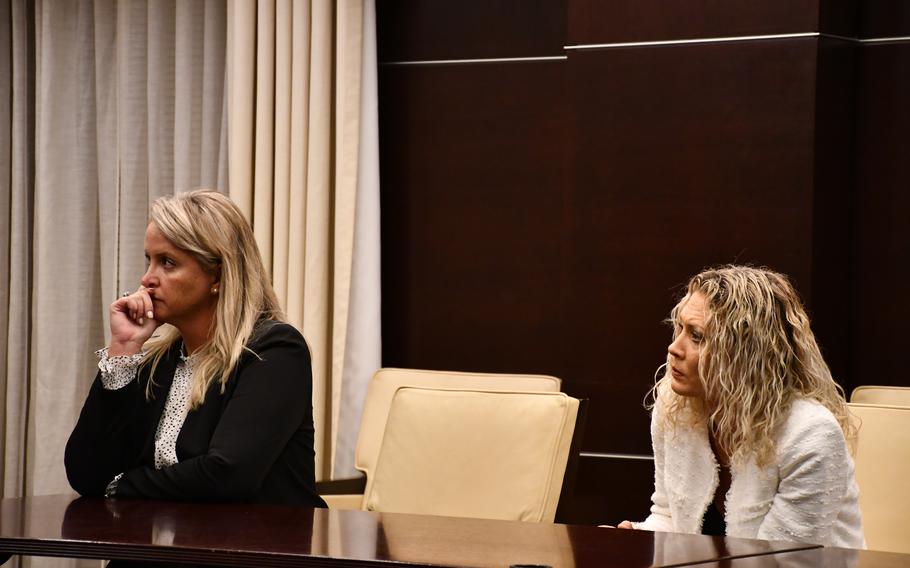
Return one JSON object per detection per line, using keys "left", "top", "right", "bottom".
{"left": 670, "top": 378, "right": 695, "bottom": 398}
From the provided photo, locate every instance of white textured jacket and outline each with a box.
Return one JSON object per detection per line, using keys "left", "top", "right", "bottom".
{"left": 634, "top": 398, "right": 865, "bottom": 548}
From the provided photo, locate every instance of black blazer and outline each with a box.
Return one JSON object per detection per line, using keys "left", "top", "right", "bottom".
{"left": 65, "top": 320, "right": 326, "bottom": 508}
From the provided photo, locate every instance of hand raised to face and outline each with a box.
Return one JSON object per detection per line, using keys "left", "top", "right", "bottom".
{"left": 108, "top": 287, "right": 159, "bottom": 356}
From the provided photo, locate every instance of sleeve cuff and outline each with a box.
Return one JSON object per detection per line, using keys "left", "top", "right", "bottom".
{"left": 96, "top": 347, "right": 143, "bottom": 390}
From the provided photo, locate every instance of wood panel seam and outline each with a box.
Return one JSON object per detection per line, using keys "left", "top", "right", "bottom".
{"left": 380, "top": 55, "right": 567, "bottom": 66}
{"left": 580, "top": 452, "right": 654, "bottom": 461}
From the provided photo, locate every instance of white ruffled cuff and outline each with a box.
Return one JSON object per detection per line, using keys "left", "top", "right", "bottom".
{"left": 95, "top": 347, "right": 143, "bottom": 390}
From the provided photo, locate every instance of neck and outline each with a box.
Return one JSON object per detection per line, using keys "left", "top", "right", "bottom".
{"left": 174, "top": 308, "right": 216, "bottom": 355}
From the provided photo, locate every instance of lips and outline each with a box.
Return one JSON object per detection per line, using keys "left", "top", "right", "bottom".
{"left": 671, "top": 367, "right": 684, "bottom": 379}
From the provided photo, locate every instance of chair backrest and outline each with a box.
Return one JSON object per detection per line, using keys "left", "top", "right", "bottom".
{"left": 354, "top": 368, "right": 562, "bottom": 481}
{"left": 850, "top": 385, "right": 910, "bottom": 407}
{"left": 848, "top": 403, "right": 910, "bottom": 553}
{"left": 363, "top": 386, "right": 580, "bottom": 522}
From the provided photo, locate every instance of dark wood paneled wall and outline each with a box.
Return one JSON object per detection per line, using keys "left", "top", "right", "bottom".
{"left": 377, "top": 0, "right": 565, "bottom": 60}
{"left": 859, "top": 1, "right": 910, "bottom": 38}
{"left": 379, "top": 60, "right": 569, "bottom": 375}
{"left": 568, "top": 1, "right": 820, "bottom": 43}
{"left": 377, "top": 1, "right": 909, "bottom": 525}
{"left": 851, "top": 4, "right": 910, "bottom": 389}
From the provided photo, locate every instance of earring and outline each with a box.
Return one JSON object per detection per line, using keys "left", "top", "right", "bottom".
{"left": 212, "top": 286, "right": 218, "bottom": 294}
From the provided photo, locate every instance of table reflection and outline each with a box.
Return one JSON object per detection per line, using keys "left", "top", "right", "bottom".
{"left": 0, "top": 496, "right": 833, "bottom": 568}
{"left": 63, "top": 497, "right": 322, "bottom": 553}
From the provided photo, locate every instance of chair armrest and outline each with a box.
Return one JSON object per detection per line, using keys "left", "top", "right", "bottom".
{"left": 316, "top": 474, "right": 367, "bottom": 495}
{"left": 555, "top": 398, "right": 589, "bottom": 524}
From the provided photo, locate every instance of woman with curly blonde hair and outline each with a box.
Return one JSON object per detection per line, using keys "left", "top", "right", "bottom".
{"left": 618, "top": 265, "right": 864, "bottom": 547}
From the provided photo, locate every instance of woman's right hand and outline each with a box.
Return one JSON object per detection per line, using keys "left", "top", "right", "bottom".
{"left": 617, "top": 521, "right": 636, "bottom": 529}
{"left": 108, "top": 287, "right": 158, "bottom": 355}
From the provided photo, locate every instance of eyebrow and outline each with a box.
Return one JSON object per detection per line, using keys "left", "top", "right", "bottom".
{"left": 145, "top": 250, "right": 174, "bottom": 259}
{"left": 675, "top": 319, "right": 704, "bottom": 333}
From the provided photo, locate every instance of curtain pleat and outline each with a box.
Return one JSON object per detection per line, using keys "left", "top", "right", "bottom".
{"left": 253, "top": 0, "right": 276, "bottom": 273}
{"left": 0, "top": 1, "right": 12, "bottom": 496}
{"left": 115, "top": 0, "right": 152, "bottom": 308}
{"left": 285, "top": 0, "right": 311, "bottom": 325}
{"left": 227, "top": 0, "right": 381, "bottom": 479}
{"left": 329, "top": 0, "right": 364, "bottom": 467}
{"left": 147, "top": 0, "right": 176, "bottom": 201}
{"left": 305, "top": 0, "right": 335, "bottom": 478}
{"left": 173, "top": 0, "right": 225, "bottom": 192}
{"left": 226, "top": 0, "right": 254, "bottom": 216}
{"left": 271, "top": 0, "right": 293, "bottom": 304}
{"left": 334, "top": 0, "right": 381, "bottom": 478}
{"left": 1, "top": 0, "right": 227, "bottom": 525}
{"left": 173, "top": 0, "right": 203, "bottom": 191}
{"left": 217, "top": 75, "right": 230, "bottom": 192}
{"left": 92, "top": 0, "right": 119, "bottom": 339}
{"left": 31, "top": 0, "right": 106, "bottom": 496}
{"left": 1, "top": 0, "right": 34, "bottom": 501}
{"left": 199, "top": 0, "right": 225, "bottom": 188}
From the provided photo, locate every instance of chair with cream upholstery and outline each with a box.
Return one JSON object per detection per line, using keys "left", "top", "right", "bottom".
{"left": 850, "top": 385, "right": 910, "bottom": 407}
{"left": 363, "top": 386, "right": 581, "bottom": 522}
{"left": 318, "top": 368, "right": 563, "bottom": 509}
{"left": 848, "top": 403, "right": 910, "bottom": 553}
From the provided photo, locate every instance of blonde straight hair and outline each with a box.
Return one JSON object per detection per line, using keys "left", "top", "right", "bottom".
{"left": 651, "top": 265, "right": 856, "bottom": 466}
{"left": 141, "top": 190, "right": 285, "bottom": 408}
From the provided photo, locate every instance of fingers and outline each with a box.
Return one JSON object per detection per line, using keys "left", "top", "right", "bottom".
{"left": 111, "top": 288, "right": 154, "bottom": 325}
{"left": 617, "top": 520, "right": 635, "bottom": 529}
{"left": 129, "top": 294, "right": 144, "bottom": 324}
{"left": 141, "top": 289, "right": 154, "bottom": 322}
{"left": 108, "top": 287, "right": 159, "bottom": 353}
{"left": 130, "top": 288, "right": 151, "bottom": 324}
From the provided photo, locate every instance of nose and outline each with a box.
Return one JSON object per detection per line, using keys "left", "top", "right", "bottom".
{"left": 668, "top": 334, "right": 684, "bottom": 360}
{"left": 140, "top": 264, "right": 156, "bottom": 289}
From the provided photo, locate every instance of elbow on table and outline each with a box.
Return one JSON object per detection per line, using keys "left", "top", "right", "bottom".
{"left": 63, "top": 448, "right": 107, "bottom": 497}
{"left": 64, "top": 467, "right": 107, "bottom": 497}
{"left": 200, "top": 452, "right": 269, "bottom": 500}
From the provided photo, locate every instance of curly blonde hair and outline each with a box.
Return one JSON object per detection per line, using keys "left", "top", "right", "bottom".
{"left": 651, "top": 265, "right": 856, "bottom": 466}
{"left": 142, "top": 189, "right": 285, "bottom": 408}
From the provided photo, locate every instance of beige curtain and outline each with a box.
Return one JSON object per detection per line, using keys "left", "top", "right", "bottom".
{"left": 2, "top": 4, "right": 376, "bottom": 546}
{"left": 3, "top": 0, "right": 384, "bottom": 561}
{"left": 3, "top": 2, "right": 226, "bottom": 564}
{"left": 2, "top": 0, "right": 227, "bottom": 506}
{"left": 226, "top": 0, "right": 381, "bottom": 479}
{"left": 1, "top": 0, "right": 32, "bottom": 502}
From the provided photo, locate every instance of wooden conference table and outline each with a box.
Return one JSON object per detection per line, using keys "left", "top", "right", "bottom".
{"left": 0, "top": 494, "right": 889, "bottom": 567}
{"left": 685, "top": 547, "right": 910, "bottom": 568}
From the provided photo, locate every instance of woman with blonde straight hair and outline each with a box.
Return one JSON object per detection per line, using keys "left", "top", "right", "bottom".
{"left": 66, "top": 189, "right": 326, "bottom": 509}
{"left": 617, "top": 265, "right": 863, "bottom": 548}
